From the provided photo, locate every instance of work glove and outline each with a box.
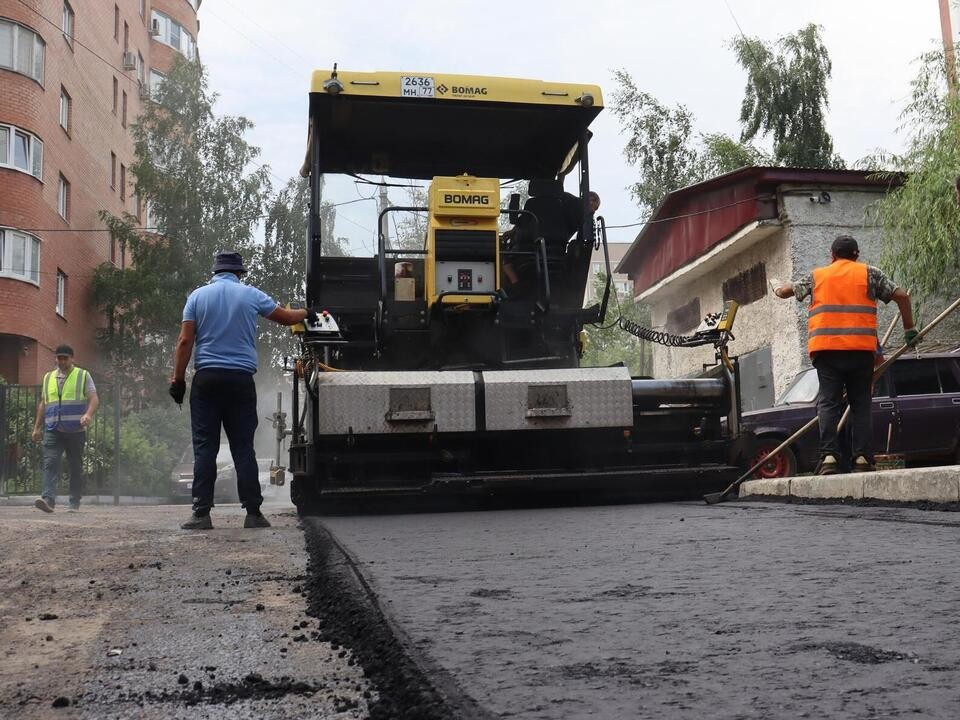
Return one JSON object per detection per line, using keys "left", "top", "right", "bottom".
{"left": 169, "top": 379, "right": 186, "bottom": 405}
{"left": 904, "top": 327, "right": 920, "bottom": 348}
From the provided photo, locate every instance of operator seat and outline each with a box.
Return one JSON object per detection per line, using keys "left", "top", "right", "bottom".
{"left": 518, "top": 179, "right": 581, "bottom": 259}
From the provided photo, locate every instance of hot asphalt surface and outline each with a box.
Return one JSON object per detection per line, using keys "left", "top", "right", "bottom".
{"left": 316, "top": 500, "right": 960, "bottom": 719}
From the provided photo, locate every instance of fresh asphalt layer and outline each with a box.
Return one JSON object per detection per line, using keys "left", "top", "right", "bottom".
{"left": 314, "top": 501, "right": 960, "bottom": 720}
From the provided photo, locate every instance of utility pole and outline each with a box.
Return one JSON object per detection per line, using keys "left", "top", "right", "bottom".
{"left": 939, "top": 0, "right": 958, "bottom": 100}
{"left": 378, "top": 183, "right": 391, "bottom": 250}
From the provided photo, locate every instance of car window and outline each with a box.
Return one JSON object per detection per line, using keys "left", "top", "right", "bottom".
{"left": 777, "top": 368, "right": 819, "bottom": 405}
{"left": 873, "top": 373, "right": 889, "bottom": 398}
{"left": 939, "top": 359, "right": 960, "bottom": 393}
{"left": 891, "top": 359, "right": 941, "bottom": 396}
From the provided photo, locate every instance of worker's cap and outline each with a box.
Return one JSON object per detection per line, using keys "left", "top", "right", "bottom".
{"left": 55, "top": 344, "right": 74, "bottom": 357}
{"left": 830, "top": 235, "right": 859, "bottom": 257}
{"left": 211, "top": 251, "right": 247, "bottom": 274}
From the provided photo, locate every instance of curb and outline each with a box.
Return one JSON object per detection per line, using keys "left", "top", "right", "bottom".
{"left": 0, "top": 495, "right": 168, "bottom": 507}
{"left": 739, "top": 465, "right": 960, "bottom": 503}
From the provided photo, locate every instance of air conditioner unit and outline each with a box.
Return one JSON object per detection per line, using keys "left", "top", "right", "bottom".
{"left": 122, "top": 52, "right": 137, "bottom": 71}
{"left": 150, "top": 18, "right": 160, "bottom": 37}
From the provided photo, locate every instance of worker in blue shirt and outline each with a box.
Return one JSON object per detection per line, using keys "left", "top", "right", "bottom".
{"left": 169, "top": 251, "right": 316, "bottom": 530}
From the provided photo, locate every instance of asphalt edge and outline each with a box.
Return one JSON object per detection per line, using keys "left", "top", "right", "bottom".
{"left": 301, "top": 518, "right": 496, "bottom": 720}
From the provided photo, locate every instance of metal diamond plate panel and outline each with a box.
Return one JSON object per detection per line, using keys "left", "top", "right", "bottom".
{"left": 481, "top": 367, "right": 633, "bottom": 431}
{"left": 313, "top": 371, "right": 476, "bottom": 435}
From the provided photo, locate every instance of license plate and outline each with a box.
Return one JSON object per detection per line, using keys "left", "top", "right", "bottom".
{"left": 400, "top": 76, "right": 435, "bottom": 98}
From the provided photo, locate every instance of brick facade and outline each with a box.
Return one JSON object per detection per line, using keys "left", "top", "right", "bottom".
{"left": 0, "top": 0, "right": 198, "bottom": 383}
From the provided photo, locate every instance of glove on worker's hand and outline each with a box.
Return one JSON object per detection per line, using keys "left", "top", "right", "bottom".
{"left": 169, "top": 379, "right": 186, "bottom": 405}
{"left": 904, "top": 327, "right": 920, "bottom": 348}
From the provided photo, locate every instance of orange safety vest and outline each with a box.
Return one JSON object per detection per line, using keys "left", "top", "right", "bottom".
{"left": 807, "top": 259, "right": 877, "bottom": 355}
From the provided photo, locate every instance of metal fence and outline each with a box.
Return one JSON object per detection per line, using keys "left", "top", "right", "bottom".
{"left": 0, "top": 383, "right": 116, "bottom": 496}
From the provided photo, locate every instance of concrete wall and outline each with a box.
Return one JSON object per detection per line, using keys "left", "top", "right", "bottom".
{"left": 648, "top": 185, "right": 897, "bottom": 403}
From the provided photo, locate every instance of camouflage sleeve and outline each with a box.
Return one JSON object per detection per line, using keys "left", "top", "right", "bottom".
{"left": 867, "top": 266, "right": 897, "bottom": 303}
{"left": 791, "top": 273, "right": 814, "bottom": 302}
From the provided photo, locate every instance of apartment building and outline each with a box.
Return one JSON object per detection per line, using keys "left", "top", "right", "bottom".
{"left": 0, "top": 0, "right": 199, "bottom": 383}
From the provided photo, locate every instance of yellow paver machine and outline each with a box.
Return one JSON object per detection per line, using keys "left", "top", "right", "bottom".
{"left": 287, "top": 67, "right": 747, "bottom": 512}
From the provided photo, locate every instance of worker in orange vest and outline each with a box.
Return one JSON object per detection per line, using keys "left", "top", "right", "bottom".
{"left": 774, "top": 235, "right": 917, "bottom": 475}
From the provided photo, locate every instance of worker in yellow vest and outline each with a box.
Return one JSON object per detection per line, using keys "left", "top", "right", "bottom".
{"left": 775, "top": 236, "right": 916, "bottom": 475}
{"left": 30, "top": 345, "right": 99, "bottom": 512}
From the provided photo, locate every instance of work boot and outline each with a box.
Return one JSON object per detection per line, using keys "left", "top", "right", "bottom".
{"left": 181, "top": 513, "right": 213, "bottom": 530}
{"left": 68, "top": 503, "right": 80, "bottom": 513}
{"left": 818, "top": 455, "right": 839, "bottom": 475}
{"left": 34, "top": 498, "right": 54, "bottom": 514}
{"left": 244, "top": 512, "right": 271, "bottom": 529}
{"left": 852, "top": 456, "right": 876, "bottom": 473}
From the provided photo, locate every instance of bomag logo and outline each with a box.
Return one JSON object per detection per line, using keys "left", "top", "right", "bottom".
{"left": 443, "top": 193, "right": 491, "bottom": 205}
{"left": 452, "top": 86, "right": 488, "bottom": 97}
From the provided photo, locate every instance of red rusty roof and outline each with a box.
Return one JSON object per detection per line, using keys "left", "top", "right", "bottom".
{"left": 616, "top": 166, "right": 904, "bottom": 295}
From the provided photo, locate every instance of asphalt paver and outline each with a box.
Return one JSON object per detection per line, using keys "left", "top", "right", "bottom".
{"left": 316, "top": 501, "right": 960, "bottom": 719}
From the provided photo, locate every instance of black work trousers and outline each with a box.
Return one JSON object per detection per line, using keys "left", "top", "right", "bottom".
{"left": 189, "top": 368, "right": 262, "bottom": 515}
{"left": 811, "top": 350, "right": 874, "bottom": 463}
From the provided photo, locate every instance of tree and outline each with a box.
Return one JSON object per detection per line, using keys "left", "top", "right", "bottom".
{"left": 246, "top": 176, "right": 347, "bottom": 371}
{"left": 611, "top": 70, "right": 767, "bottom": 215}
{"left": 93, "top": 56, "right": 271, "bottom": 393}
{"left": 580, "top": 273, "right": 652, "bottom": 376}
{"left": 391, "top": 186, "right": 429, "bottom": 250}
{"left": 869, "top": 49, "right": 960, "bottom": 304}
{"left": 732, "top": 23, "right": 843, "bottom": 168}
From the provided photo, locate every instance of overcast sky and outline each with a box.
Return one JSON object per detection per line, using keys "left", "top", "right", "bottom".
{"left": 197, "top": 1, "right": 945, "bottom": 255}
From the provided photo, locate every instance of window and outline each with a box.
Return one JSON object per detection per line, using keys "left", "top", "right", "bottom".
{"left": 62, "top": 2, "right": 74, "bottom": 47}
{"left": 123, "top": 21, "right": 129, "bottom": 53}
{"left": 56, "top": 270, "right": 66, "bottom": 316}
{"left": 0, "top": 123, "right": 43, "bottom": 179}
{"left": 938, "top": 360, "right": 960, "bottom": 393}
{"left": 0, "top": 19, "right": 45, "bottom": 83}
{"left": 110, "top": 151, "right": 116, "bottom": 189}
{"left": 137, "top": 51, "right": 144, "bottom": 86}
{"left": 120, "top": 164, "right": 126, "bottom": 201}
{"left": 121, "top": 90, "right": 127, "bottom": 127}
{"left": 139, "top": 0, "right": 145, "bottom": 19}
{"left": 114, "top": 5, "right": 119, "bottom": 41}
{"left": 892, "top": 360, "right": 941, "bottom": 396}
{"left": 58, "top": 174, "right": 69, "bottom": 220}
{"left": 112, "top": 76, "right": 118, "bottom": 113}
{"left": 149, "top": 68, "right": 165, "bottom": 99}
{"left": 0, "top": 229, "right": 41, "bottom": 284}
{"left": 135, "top": 191, "right": 142, "bottom": 221}
{"left": 666, "top": 297, "right": 701, "bottom": 334}
{"left": 722, "top": 262, "right": 767, "bottom": 307}
{"left": 150, "top": 10, "right": 196, "bottom": 59}
{"left": 59, "top": 87, "right": 71, "bottom": 133}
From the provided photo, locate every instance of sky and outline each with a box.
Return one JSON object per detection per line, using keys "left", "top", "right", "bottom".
{"left": 196, "top": 0, "right": 947, "bottom": 255}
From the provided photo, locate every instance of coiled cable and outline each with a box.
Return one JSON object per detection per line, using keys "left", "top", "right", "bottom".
{"left": 618, "top": 316, "right": 701, "bottom": 347}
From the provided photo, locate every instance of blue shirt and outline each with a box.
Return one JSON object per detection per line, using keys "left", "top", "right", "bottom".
{"left": 182, "top": 273, "right": 278, "bottom": 373}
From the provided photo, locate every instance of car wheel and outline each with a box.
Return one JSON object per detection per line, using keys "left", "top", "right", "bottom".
{"left": 751, "top": 439, "right": 798, "bottom": 479}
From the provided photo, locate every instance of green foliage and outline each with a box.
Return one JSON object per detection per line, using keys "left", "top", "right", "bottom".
{"left": 118, "top": 404, "right": 190, "bottom": 495}
{"left": 611, "top": 70, "right": 767, "bottom": 214}
{"left": 732, "top": 23, "right": 843, "bottom": 168}
{"left": 870, "top": 49, "right": 960, "bottom": 303}
{"left": 92, "top": 55, "right": 271, "bottom": 394}
{"left": 580, "top": 273, "right": 652, "bottom": 376}
{"left": 392, "top": 186, "right": 429, "bottom": 250}
{"left": 246, "top": 176, "right": 346, "bottom": 371}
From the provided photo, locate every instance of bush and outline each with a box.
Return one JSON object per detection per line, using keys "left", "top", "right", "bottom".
{"left": 118, "top": 404, "right": 191, "bottom": 496}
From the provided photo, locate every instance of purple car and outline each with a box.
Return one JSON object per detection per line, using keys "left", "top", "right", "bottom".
{"left": 741, "top": 351, "right": 960, "bottom": 478}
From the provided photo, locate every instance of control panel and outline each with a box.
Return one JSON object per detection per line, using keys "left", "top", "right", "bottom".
{"left": 435, "top": 261, "right": 495, "bottom": 294}
{"left": 305, "top": 310, "right": 341, "bottom": 335}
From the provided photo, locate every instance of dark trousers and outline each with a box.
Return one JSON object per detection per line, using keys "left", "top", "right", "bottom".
{"left": 189, "top": 368, "right": 262, "bottom": 514}
{"left": 812, "top": 350, "right": 874, "bottom": 463}
{"left": 41, "top": 430, "right": 85, "bottom": 507}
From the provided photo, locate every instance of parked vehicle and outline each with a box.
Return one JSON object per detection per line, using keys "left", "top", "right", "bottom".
{"left": 215, "top": 458, "right": 276, "bottom": 499}
{"left": 742, "top": 351, "right": 960, "bottom": 478}
{"left": 168, "top": 441, "right": 239, "bottom": 504}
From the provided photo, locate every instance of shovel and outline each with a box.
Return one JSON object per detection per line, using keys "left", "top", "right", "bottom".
{"left": 704, "top": 294, "right": 960, "bottom": 505}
